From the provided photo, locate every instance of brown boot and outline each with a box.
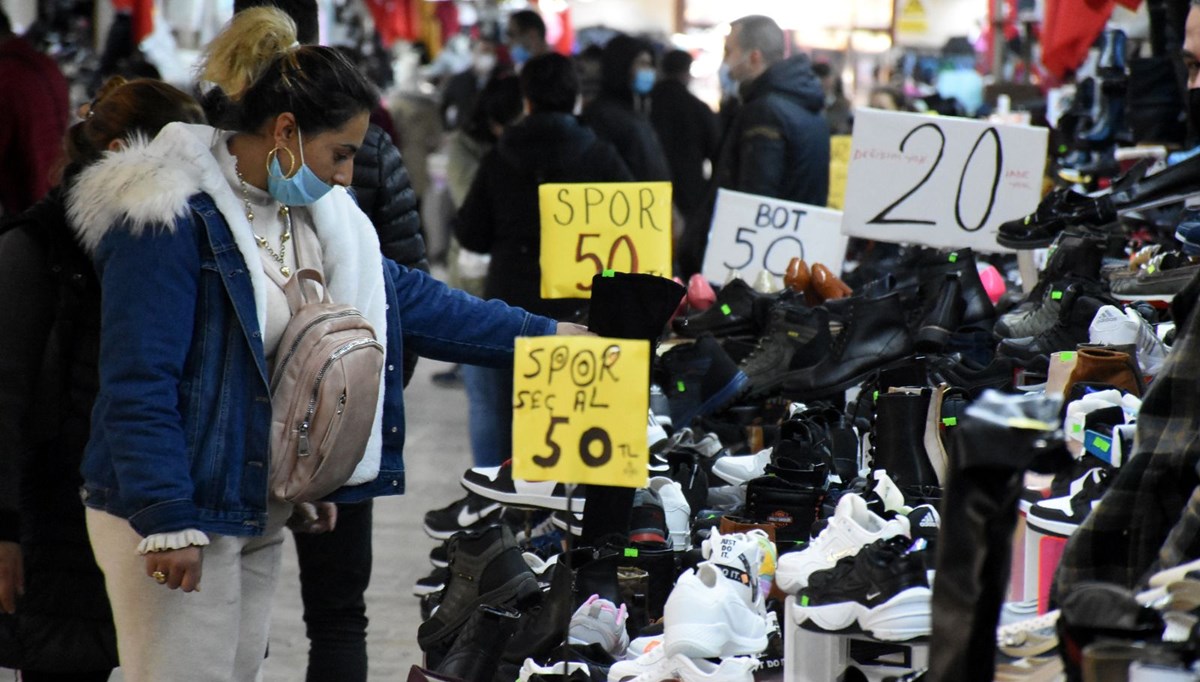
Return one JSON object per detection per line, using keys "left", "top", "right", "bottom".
{"left": 1063, "top": 346, "right": 1143, "bottom": 397}
{"left": 785, "top": 257, "right": 811, "bottom": 294}
{"left": 810, "top": 263, "right": 853, "bottom": 304}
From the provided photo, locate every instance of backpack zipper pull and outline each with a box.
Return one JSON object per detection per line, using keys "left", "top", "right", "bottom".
{"left": 299, "top": 421, "right": 311, "bottom": 456}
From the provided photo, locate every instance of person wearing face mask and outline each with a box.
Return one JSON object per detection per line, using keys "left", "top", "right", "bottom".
{"left": 505, "top": 10, "right": 550, "bottom": 70}
{"left": 649, "top": 49, "right": 721, "bottom": 218}
{"left": 67, "top": 9, "right": 585, "bottom": 681}
{"left": 580, "top": 34, "right": 672, "bottom": 183}
{"left": 678, "top": 15, "right": 831, "bottom": 278}
{"left": 441, "top": 37, "right": 508, "bottom": 131}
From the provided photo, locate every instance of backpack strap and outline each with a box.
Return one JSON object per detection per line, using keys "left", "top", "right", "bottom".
{"left": 283, "top": 268, "right": 331, "bottom": 313}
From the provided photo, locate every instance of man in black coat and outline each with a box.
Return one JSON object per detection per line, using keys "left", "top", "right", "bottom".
{"left": 649, "top": 49, "right": 720, "bottom": 218}
{"left": 678, "top": 15, "right": 831, "bottom": 277}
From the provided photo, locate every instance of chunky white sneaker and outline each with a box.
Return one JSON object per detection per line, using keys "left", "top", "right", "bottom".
{"left": 608, "top": 643, "right": 758, "bottom": 682}
{"left": 1089, "top": 305, "right": 1170, "bottom": 376}
{"left": 699, "top": 528, "right": 774, "bottom": 610}
{"left": 518, "top": 659, "right": 590, "bottom": 682}
{"left": 710, "top": 446, "right": 772, "bottom": 485}
{"left": 663, "top": 562, "right": 769, "bottom": 658}
{"left": 648, "top": 476, "right": 692, "bottom": 551}
{"left": 776, "top": 493, "right": 911, "bottom": 593}
{"left": 569, "top": 595, "right": 630, "bottom": 657}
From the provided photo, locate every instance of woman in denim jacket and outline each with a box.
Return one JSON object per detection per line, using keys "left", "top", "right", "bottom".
{"left": 64, "top": 9, "right": 583, "bottom": 681}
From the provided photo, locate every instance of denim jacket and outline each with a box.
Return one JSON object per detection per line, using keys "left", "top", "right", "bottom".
{"left": 66, "top": 123, "right": 556, "bottom": 538}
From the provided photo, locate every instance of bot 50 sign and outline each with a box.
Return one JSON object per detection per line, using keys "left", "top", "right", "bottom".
{"left": 841, "top": 108, "right": 1047, "bottom": 253}
{"left": 539, "top": 182, "right": 673, "bottom": 299}
{"left": 701, "top": 189, "right": 848, "bottom": 285}
{"left": 512, "top": 336, "right": 649, "bottom": 488}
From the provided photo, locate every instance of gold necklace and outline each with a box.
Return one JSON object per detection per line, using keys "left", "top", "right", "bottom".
{"left": 234, "top": 163, "right": 292, "bottom": 278}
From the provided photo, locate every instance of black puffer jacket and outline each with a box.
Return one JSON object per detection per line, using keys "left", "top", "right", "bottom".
{"left": 580, "top": 35, "right": 671, "bottom": 183}
{"left": 0, "top": 187, "right": 118, "bottom": 673}
{"left": 455, "top": 112, "right": 633, "bottom": 320}
{"left": 679, "top": 54, "right": 831, "bottom": 276}
{"left": 353, "top": 124, "right": 429, "bottom": 272}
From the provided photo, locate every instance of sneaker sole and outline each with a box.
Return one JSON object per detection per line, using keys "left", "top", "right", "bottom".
{"left": 460, "top": 478, "right": 586, "bottom": 513}
{"left": 1110, "top": 290, "right": 1179, "bottom": 303}
{"left": 412, "top": 581, "right": 445, "bottom": 597}
{"left": 793, "top": 586, "right": 932, "bottom": 641}
{"left": 422, "top": 511, "right": 500, "bottom": 540}
{"left": 662, "top": 621, "right": 769, "bottom": 659}
{"left": 1024, "top": 512, "right": 1082, "bottom": 538}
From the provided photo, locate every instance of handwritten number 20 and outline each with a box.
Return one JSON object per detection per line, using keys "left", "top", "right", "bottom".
{"left": 866, "top": 124, "right": 1003, "bottom": 233}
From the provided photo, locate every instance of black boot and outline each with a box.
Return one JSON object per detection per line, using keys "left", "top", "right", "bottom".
{"left": 915, "top": 274, "right": 965, "bottom": 352}
{"left": 738, "top": 303, "right": 831, "bottom": 397}
{"left": 914, "top": 249, "right": 995, "bottom": 331}
{"left": 782, "top": 293, "right": 912, "bottom": 400}
{"left": 417, "top": 525, "right": 541, "bottom": 651}
{"left": 997, "top": 288, "right": 1109, "bottom": 371}
{"left": 996, "top": 232, "right": 1107, "bottom": 335}
{"left": 672, "top": 278, "right": 765, "bottom": 338}
{"left": 926, "top": 391, "right": 1062, "bottom": 682}
{"left": 870, "top": 391, "right": 939, "bottom": 493}
{"left": 434, "top": 605, "right": 522, "bottom": 681}
{"left": 587, "top": 271, "right": 685, "bottom": 347}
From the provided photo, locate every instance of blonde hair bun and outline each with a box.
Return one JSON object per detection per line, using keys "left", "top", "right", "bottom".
{"left": 200, "top": 6, "right": 298, "bottom": 102}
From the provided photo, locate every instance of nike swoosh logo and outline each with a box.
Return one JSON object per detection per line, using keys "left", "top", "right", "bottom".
{"left": 825, "top": 547, "right": 856, "bottom": 562}
{"left": 458, "top": 503, "right": 501, "bottom": 528}
{"left": 865, "top": 591, "right": 882, "bottom": 601}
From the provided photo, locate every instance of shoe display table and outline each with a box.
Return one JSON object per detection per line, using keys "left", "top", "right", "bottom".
{"left": 782, "top": 596, "right": 929, "bottom": 682}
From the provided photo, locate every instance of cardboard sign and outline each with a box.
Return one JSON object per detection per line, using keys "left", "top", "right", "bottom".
{"left": 701, "top": 189, "right": 849, "bottom": 284}
{"left": 828, "top": 135, "right": 853, "bottom": 210}
{"left": 841, "top": 108, "right": 1047, "bottom": 253}
{"left": 512, "top": 336, "right": 649, "bottom": 488}
{"left": 538, "top": 182, "right": 673, "bottom": 299}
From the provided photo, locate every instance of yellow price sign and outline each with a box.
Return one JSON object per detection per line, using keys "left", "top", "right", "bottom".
{"left": 538, "top": 182, "right": 673, "bottom": 299}
{"left": 828, "top": 135, "right": 852, "bottom": 210}
{"left": 512, "top": 336, "right": 649, "bottom": 488}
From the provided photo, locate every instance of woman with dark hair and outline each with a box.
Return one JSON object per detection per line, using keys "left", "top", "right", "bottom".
{"left": 64, "top": 9, "right": 581, "bottom": 681}
{"left": 580, "top": 34, "right": 671, "bottom": 182}
{"left": 0, "top": 75, "right": 205, "bottom": 682}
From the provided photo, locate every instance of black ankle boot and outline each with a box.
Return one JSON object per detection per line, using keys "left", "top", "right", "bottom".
{"left": 870, "top": 391, "right": 939, "bottom": 492}
{"left": 926, "top": 392, "right": 1062, "bottom": 682}
{"left": 997, "top": 288, "right": 1110, "bottom": 371}
{"left": 915, "top": 249, "right": 995, "bottom": 331}
{"left": 782, "top": 293, "right": 913, "bottom": 399}
{"left": 434, "top": 605, "right": 522, "bottom": 681}
{"left": 738, "top": 303, "right": 831, "bottom": 397}
{"left": 417, "top": 525, "right": 540, "bottom": 651}
{"left": 915, "top": 273, "right": 965, "bottom": 352}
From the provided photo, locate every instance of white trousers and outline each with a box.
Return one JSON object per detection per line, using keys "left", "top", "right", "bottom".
{"left": 86, "top": 507, "right": 288, "bottom": 682}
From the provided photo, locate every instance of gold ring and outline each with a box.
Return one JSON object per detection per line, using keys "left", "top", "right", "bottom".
{"left": 152, "top": 570, "right": 167, "bottom": 584}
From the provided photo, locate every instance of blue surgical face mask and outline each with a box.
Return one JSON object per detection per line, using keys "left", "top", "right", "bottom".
{"left": 510, "top": 44, "right": 531, "bottom": 66}
{"left": 718, "top": 62, "right": 738, "bottom": 98}
{"left": 632, "top": 67, "right": 656, "bottom": 95}
{"left": 267, "top": 128, "right": 333, "bottom": 206}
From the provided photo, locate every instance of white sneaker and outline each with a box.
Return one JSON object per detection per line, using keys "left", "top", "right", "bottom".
{"left": 648, "top": 410, "right": 668, "bottom": 453}
{"left": 648, "top": 477, "right": 692, "bottom": 551}
{"left": 663, "top": 562, "right": 769, "bottom": 659}
{"left": 699, "top": 528, "right": 773, "bottom": 610}
{"left": 776, "top": 493, "right": 911, "bottom": 593}
{"left": 608, "top": 643, "right": 758, "bottom": 682}
{"left": 710, "top": 447, "right": 772, "bottom": 485}
{"left": 569, "top": 595, "right": 630, "bottom": 657}
{"left": 1089, "top": 305, "right": 1170, "bottom": 376}
{"left": 1063, "top": 389, "right": 1125, "bottom": 457}
{"left": 518, "top": 659, "right": 590, "bottom": 682}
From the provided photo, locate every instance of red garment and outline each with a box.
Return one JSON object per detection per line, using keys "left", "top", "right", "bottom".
{"left": 364, "top": 0, "right": 421, "bottom": 48}
{"left": 1041, "top": 0, "right": 1120, "bottom": 79}
{"left": 0, "top": 36, "right": 69, "bottom": 215}
{"left": 110, "top": 0, "right": 154, "bottom": 43}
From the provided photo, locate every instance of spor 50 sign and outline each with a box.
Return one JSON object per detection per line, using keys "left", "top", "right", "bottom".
{"left": 701, "top": 190, "right": 848, "bottom": 285}
{"left": 841, "top": 108, "right": 1047, "bottom": 253}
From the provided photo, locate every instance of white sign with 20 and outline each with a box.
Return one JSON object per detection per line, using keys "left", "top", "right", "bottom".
{"left": 841, "top": 107, "right": 1048, "bottom": 253}
{"left": 701, "top": 189, "right": 849, "bottom": 284}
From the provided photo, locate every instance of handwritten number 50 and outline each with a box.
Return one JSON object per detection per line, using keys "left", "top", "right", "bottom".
{"left": 867, "top": 124, "right": 1003, "bottom": 233}
{"left": 533, "top": 417, "right": 612, "bottom": 468}
{"left": 574, "top": 234, "right": 640, "bottom": 291}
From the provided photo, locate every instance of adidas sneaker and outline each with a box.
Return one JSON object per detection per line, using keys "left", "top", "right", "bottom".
{"left": 662, "top": 562, "right": 769, "bottom": 658}
{"left": 1088, "top": 304, "right": 1170, "bottom": 376}
{"left": 793, "top": 536, "right": 932, "bottom": 641}
{"left": 775, "top": 493, "right": 911, "bottom": 593}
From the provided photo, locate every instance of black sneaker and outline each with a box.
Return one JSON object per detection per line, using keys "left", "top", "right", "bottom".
{"left": 793, "top": 536, "right": 932, "bottom": 641}
{"left": 461, "top": 463, "right": 587, "bottom": 512}
{"left": 745, "top": 474, "right": 824, "bottom": 545}
{"left": 659, "top": 335, "right": 748, "bottom": 428}
{"left": 1026, "top": 468, "right": 1112, "bottom": 537}
{"left": 738, "top": 303, "right": 831, "bottom": 397}
{"left": 423, "top": 491, "right": 504, "bottom": 540}
{"left": 997, "top": 289, "right": 1109, "bottom": 371}
{"left": 629, "top": 487, "right": 670, "bottom": 547}
{"left": 413, "top": 566, "right": 450, "bottom": 596}
{"left": 416, "top": 524, "right": 541, "bottom": 650}
{"left": 430, "top": 541, "right": 449, "bottom": 568}
{"left": 671, "top": 278, "right": 765, "bottom": 338}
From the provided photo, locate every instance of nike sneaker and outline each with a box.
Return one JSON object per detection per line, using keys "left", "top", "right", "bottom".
{"left": 662, "top": 562, "right": 770, "bottom": 658}
{"left": 423, "top": 491, "right": 503, "bottom": 540}
{"left": 461, "top": 463, "right": 587, "bottom": 512}
{"left": 607, "top": 643, "right": 758, "bottom": 682}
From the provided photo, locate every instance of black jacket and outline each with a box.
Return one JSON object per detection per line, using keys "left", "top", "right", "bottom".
{"left": 353, "top": 124, "right": 429, "bottom": 272}
{"left": 679, "top": 55, "right": 831, "bottom": 276}
{"left": 0, "top": 187, "right": 118, "bottom": 672}
{"left": 649, "top": 79, "right": 720, "bottom": 215}
{"left": 455, "top": 112, "right": 633, "bottom": 320}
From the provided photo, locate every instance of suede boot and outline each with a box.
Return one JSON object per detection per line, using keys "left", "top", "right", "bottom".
{"left": 1063, "top": 346, "right": 1143, "bottom": 398}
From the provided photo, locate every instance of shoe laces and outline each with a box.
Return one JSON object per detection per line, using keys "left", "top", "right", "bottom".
{"left": 997, "top": 610, "right": 1060, "bottom": 645}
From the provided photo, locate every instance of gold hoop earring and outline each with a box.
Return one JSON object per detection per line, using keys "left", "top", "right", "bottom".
{"left": 266, "top": 145, "right": 298, "bottom": 178}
